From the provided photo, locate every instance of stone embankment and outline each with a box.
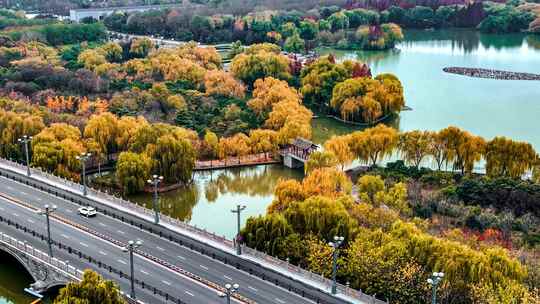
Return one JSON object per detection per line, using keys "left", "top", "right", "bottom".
{"left": 443, "top": 67, "right": 540, "bottom": 80}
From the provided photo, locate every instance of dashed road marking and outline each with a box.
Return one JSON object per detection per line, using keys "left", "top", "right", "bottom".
{"left": 140, "top": 269, "right": 149, "bottom": 275}
{"left": 275, "top": 298, "right": 285, "bottom": 304}
{"left": 117, "top": 230, "right": 125, "bottom": 235}
{"left": 162, "top": 280, "right": 171, "bottom": 286}
{"left": 177, "top": 255, "right": 186, "bottom": 260}
{"left": 99, "top": 222, "right": 107, "bottom": 227}
{"left": 118, "top": 259, "right": 127, "bottom": 265}
{"left": 248, "top": 286, "right": 258, "bottom": 292}
{"left": 12, "top": 213, "right": 19, "bottom": 217}
{"left": 79, "top": 242, "right": 89, "bottom": 247}
{"left": 27, "top": 219, "right": 35, "bottom": 224}
{"left": 156, "top": 246, "right": 165, "bottom": 251}
{"left": 199, "top": 265, "right": 208, "bottom": 270}
{"left": 99, "top": 251, "right": 107, "bottom": 256}
{"left": 21, "top": 192, "right": 27, "bottom": 196}
{"left": 185, "top": 291, "right": 194, "bottom": 297}
{"left": 61, "top": 234, "right": 70, "bottom": 239}
{"left": 65, "top": 209, "right": 73, "bottom": 213}
{"left": 224, "top": 275, "right": 232, "bottom": 281}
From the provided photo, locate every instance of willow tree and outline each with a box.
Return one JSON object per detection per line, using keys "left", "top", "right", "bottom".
{"left": 304, "top": 151, "right": 339, "bottom": 174}
{"left": 54, "top": 270, "right": 126, "bottom": 304}
{"left": 300, "top": 56, "right": 351, "bottom": 112}
{"left": 485, "top": 137, "right": 538, "bottom": 179}
{"left": 84, "top": 112, "right": 119, "bottom": 158}
{"left": 230, "top": 46, "right": 291, "bottom": 88}
{"left": 349, "top": 124, "right": 398, "bottom": 166}
{"left": 147, "top": 135, "right": 196, "bottom": 184}
{"left": 398, "top": 130, "right": 432, "bottom": 168}
{"left": 324, "top": 135, "right": 354, "bottom": 170}
{"left": 248, "top": 77, "right": 302, "bottom": 118}
{"left": 249, "top": 129, "right": 279, "bottom": 159}
{"left": 204, "top": 70, "right": 246, "bottom": 99}
{"left": 116, "top": 151, "right": 152, "bottom": 194}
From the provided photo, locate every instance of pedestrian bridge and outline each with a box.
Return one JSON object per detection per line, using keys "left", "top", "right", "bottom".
{"left": 0, "top": 232, "right": 81, "bottom": 295}
{"left": 280, "top": 138, "right": 319, "bottom": 169}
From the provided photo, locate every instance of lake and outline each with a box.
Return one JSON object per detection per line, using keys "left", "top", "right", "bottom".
{"left": 128, "top": 29, "right": 540, "bottom": 239}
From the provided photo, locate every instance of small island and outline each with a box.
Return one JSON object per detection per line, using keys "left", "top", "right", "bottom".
{"left": 443, "top": 67, "right": 540, "bottom": 80}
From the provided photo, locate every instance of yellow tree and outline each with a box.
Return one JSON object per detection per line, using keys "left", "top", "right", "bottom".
{"left": 116, "top": 116, "right": 148, "bottom": 152}
{"left": 302, "top": 167, "right": 352, "bottom": 198}
{"left": 130, "top": 37, "right": 155, "bottom": 57}
{"left": 230, "top": 49, "right": 291, "bottom": 88}
{"left": 398, "top": 130, "right": 432, "bottom": 168}
{"left": 204, "top": 70, "right": 245, "bottom": 99}
{"left": 349, "top": 124, "right": 398, "bottom": 167}
{"left": 249, "top": 129, "right": 279, "bottom": 159}
{"left": 304, "top": 151, "right": 339, "bottom": 175}
{"left": 457, "top": 133, "right": 485, "bottom": 175}
{"left": 78, "top": 49, "right": 107, "bottom": 71}
{"left": 324, "top": 135, "right": 354, "bottom": 170}
{"left": 428, "top": 130, "right": 447, "bottom": 171}
{"left": 83, "top": 113, "right": 119, "bottom": 158}
{"left": 485, "top": 137, "right": 538, "bottom": 179}
{"left": 248, "top": 77, "right": 302, "bottom": 118}
{"left": 203, "top": 130, "right": 219, "bottom": 159}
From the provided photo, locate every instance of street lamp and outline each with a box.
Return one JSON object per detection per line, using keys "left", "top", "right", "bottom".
{"left": 427, "top": 272, "right": 444, "bottom": 304}
{"left": 75, "top": 152, "right": 91, "bottom": 196}
{"left": 122, "top": 240, "right": 143, "bottom": 299}
{"left": 329, "top": 235, "right": 344, "bottom": 295}
{"left": 231, "top": 204, "right": 246, "bottom": 255}
{"left": 222, "top": 283, "right": 239, "bottom": 304}
{"left": 18, "top": 135, "right": 32, "bottom": 176}
{"left": 147, "top": 175, "right": 163, "bottom": 225}
{"left": 37, "top": 204, "right": 57, "bottom": 257}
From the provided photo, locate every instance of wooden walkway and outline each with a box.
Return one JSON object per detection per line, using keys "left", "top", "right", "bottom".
{"left": 194, "top": 153, "right": 280, "bottom": 171}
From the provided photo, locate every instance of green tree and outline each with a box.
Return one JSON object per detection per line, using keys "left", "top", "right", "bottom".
{"left": 54, "top": 270, "right": 126, "bottom": 304}
{"left": 147, "top": 135, "right": 196, "bottom": 184}
{"left": 116, "top": 152, "right": 152, "bottom": 194}
{"left": 284, "top": 33, "right": 305, "bottom": 53}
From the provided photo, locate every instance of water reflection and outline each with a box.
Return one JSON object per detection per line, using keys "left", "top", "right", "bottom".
{"left": 129, "top": 165, "right": 303, "bottom": 237}
{"left": 0, "top": 251, "right": 35, "bottom": 304}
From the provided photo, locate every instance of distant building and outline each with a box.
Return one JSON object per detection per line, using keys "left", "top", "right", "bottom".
{"left": 69, "top": 4, "right": 182, "bottom": 22}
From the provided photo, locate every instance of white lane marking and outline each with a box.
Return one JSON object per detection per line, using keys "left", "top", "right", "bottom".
{"left": 248, "top": 286, "right": 258, "bottom": 292}
{"left": 185, "top": 291, "right": 194, "bottom": 297}
{"left": 65, "top": 209, "right": 73, "bottom": 213}
{"left": 6, "top": 186, "right": 12, "bottom": 190}
{"left": 99, "top": 251, "right": 107, "bottom": 256}
{"left": 275, "top": 298, "right": 285, "bottom": 304}
{"left": 27, "top": 219, "right": 35, "bottom": 224}
{"left": 177, "top": 255, "right": 186, "bottom": 260}
{"left": 156, "top": 246, "right": 165, "bottom": 251}
{"left": 35, "top": 197, "right": 42, "bottom": 201}
{"left": 21, "top": 192, "right": 27, "bottom": 195}
{"left": 117, "top": 230, "right": 125, "bottom": 235}
{"left": 79, "top": 242, "right": 89, "bottom": 247}
{"left": 12, "top": 213, "right": 19, "bottom": 217}
{"left": 99, "top": 222, "right": 107, "bottom": 227}
{"left": 118, "top": 259, "right": 127, "bottom": 265}
{"left": 61, "top": 234, "right": 70, "bottom": 239}
{"left": 199, "top": 265, "right": 208, "bottom": 270}
{"left": 0, "top": 207, "right": 4, "bottom": 211}
{"left": 140, "top": 269, "right": 149, "bottom": 275}
{"left": 224, "top": 275, "right": 232, "bottom": 281}
{"left": 162, "top": 280, "right": 171, "bottom": 286}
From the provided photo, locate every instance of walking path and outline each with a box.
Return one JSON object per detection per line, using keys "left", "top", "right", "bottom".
{"left": 195, "top": 153, "right": 280, "bottom": 171}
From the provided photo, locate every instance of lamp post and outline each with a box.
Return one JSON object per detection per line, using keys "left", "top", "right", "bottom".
{"left": 147, "top": 175, "right": 163, "bottom": 225}
{"left": 122, "top": 240, "right": 142, "bottom": 299}
{"left": 231, "top": 204, "right": 246, "bottom": 255}
{"left": 18, "top": 135, "right": 32, "bottom": 176}
{"left": 37, "top": 204, "right": 57, "bottom": 257}
{"left": 222, "top": 283, "right": 239, "bottom": 304}
{"left": 427, "top": 272, "right": 444, "bottom": 304}
{"left": 329, "top": 235, "right": 344, "bottom": 295}
{"left": 75, "top": 152, "right": 91, "bottom": 196}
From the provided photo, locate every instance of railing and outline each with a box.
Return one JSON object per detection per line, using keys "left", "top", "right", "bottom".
{"left": 0, "top": 232, "right": 83, "bottom": 281}
{"left": 0, "top": 158, "right": 386, "bottom": 304}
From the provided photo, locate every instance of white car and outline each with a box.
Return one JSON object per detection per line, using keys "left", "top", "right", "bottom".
{"left": 78, "top": 206, "right": 97, "bottom": 217}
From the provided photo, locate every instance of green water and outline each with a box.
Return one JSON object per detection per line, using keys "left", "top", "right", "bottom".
{"left": 129, "top": 165, "right": 303, "bottom": 239}
{"left": 317, "top": 29, "right": 540, "bottom": 147}
{"left": 128, "top": 29, "right": 540, "bottom": 239}
{"left": 0, "top": 252, "right": 36, "bottom": 304}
